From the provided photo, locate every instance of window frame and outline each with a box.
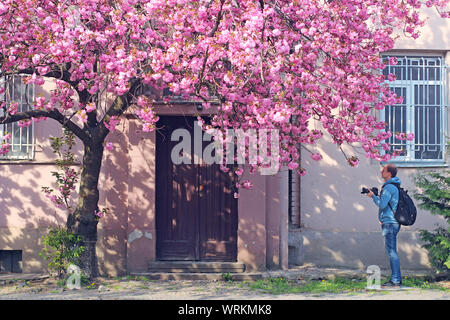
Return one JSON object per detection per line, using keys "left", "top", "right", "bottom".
{"left": 0, "top": 250, "right": 23, "bottom": 273}
{"left": 380, "top": 54, "right": 448, "bottom": 167}
{"left": 0, "top": 75, "right": 35, "bottom": 161}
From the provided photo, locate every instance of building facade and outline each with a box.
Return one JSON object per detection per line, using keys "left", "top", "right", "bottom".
{"left": 0, "top": 86, "right": 289, "bottom": 275}
{"left": 1, "top": 7, "right": 448, "bottom": 275}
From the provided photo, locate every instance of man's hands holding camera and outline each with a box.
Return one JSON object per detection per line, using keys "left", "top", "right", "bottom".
{"left": 361, "top": 187, "right": 378, "bottom": 198}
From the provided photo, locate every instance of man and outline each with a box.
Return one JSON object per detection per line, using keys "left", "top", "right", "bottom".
{"left": 366, "top": 164, "right": 402, "bottom": 288}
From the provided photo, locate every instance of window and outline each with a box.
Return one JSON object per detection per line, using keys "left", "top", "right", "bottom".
{"left": 381, "top": 56, "right": 447, "bottom": 165}
{"left": 0, "top": 250, "right": 22, "bottom": 273}
{"left": 0, "top": 75, "right": 35, "bottom": 160}
{"left": 288, "top": 170, "right": 300, "bottom": 227}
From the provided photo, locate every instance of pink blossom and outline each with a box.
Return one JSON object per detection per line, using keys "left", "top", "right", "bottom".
{"left": 8, "top": 102, "right": 18, "bottom": 115}
{"left": 387, "top": 73, "right": 397, "bottom": 81}
{"left": 389, "top": 57, "right": 398, "bottom": 65}
{"left": 105, "top": 116, "right": 120, "bottom": 132}
{"left": 77, "top": 109, "right": 87, "bottom": 123}
{"left": 32, "top": 54, "right": 41, "bottom": 64}
{"left": 310, "top": 153, "right": 322, "bottom": 161}
{"left": 241, "top": 180, "right": 253, "bottom": 190}
{"left": 395, "top": 132, "right": 406, "bottom": 140}
{"left": 288, "top": 162, "right": 299, "bottom": 170}
{"left": 297, "top": 168, "right": 307, "bottom": 177}
{"left": 0, "top": 142, "right": 10, "bottom": 155}
{"left": 347, "top": 156, "right": 359, "bottom": 167}
{"left": 105, "top": 142, "right": 114, "bottom": 151}
{"left": 85, "top": 103, "right": 96, "bottom": 113}
{"left": 0, "top": 3, "right": 8, "bottom": 15}
{"left": 29, "top": 73, "right": 45, "bottom": 85}
{"left": 37, "top": 66, "right": 50, "bottom": 74}
{"left": 35, "top": 96, "right": 46, "bottom": 109}
{"left": 17, "top": 120, "right": 32, "bottom": 128}
{"left": 94, "top": 210, "right": 104, "bottom": 218}
{"left": 0, "top": 0, "right": 446, "bottom": 185}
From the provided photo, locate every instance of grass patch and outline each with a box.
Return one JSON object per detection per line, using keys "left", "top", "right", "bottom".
{"left": 401, "top": 276, "right": 449, "bottom": 291}
{"left": 244, "top": 275, "right": 450, "bottom": 295}
{"left": 246, "top": 277, "right": 366, "bottom": 295}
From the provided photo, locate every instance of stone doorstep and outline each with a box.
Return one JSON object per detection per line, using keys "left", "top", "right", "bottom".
{"left": 132, "top": 261, "right": 254, "bottom": 281}
{"left": 147, "top": 261, "right": 246, "bottom": 273}
{"left": 130, "top": 272, "right": 263, "bottom": 281}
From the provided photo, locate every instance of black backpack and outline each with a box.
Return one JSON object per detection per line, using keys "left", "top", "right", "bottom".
{"left": 386, "top": 182, "right": 417, "bottom": 226}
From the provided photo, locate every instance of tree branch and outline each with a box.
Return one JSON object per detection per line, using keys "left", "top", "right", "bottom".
{"left": 0, "top": 109, "right": 90, "bottom": 144}
{"left": 0, "top": 56, "right": 82, "bottom": 94}
{"left": 97, "top": 78, "right": 141, "bottom": 141}
{"left": 208, "top": 0, "right": 226, "bottom": 37}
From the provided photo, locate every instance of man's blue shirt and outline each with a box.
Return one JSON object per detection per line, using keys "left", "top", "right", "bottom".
{"left": 372, "top": 176, "right": 400, "bottom": 225}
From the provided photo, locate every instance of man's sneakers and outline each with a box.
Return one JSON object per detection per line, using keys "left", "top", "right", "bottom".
{"left": 381, "top": 280, "right": 402, "bottom": 289}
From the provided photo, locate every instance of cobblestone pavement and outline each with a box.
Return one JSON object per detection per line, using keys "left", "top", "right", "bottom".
{"left": 0, "top": 266, "right": 448, "bottom": 300}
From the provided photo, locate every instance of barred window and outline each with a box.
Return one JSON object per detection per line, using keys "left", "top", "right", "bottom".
{"left": 288, "top": 169, "right": 300, "bottom": 227}
{"left": 0, "top": 75, "right": 35, "bottom": 160}
{"left": 381, "top": 56, "right": 447, "bottom": 164}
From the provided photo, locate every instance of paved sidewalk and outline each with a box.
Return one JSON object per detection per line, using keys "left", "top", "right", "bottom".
{"left": 0, "top": 281, "right": 448, "bottom": 300}
{"left": 0, "top": 265, "right": 432, "bottom": 283}
{"left": 262, "top": 264, "right": 431, "bottom": 280}
{"left": 0, "top": 265, "right": 448, "bottom": 300}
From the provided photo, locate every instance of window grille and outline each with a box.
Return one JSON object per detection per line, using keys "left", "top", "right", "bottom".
{"left": 0, "top": 75, "right": 35, "bottom": 160}
{"left": 288, "top": 170, "right": 301, "bottom": 227}
{"left": 381, "top": 56, "right": 447, "bottom": 164}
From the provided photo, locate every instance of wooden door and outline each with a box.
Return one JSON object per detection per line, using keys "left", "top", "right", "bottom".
{"left": 155, "top": 116, "right": 237, "bottom": 261}
{"left": 198, "top": 163, "right": 238, "bottom": 261}
{"left": 155, "top": 116, "right": 198, "bottom": 260}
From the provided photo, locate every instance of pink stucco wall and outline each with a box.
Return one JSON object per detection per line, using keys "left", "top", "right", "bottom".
{"left": 106, "top": 106, "right": 284, "bottom": 274}
{"left": 1, "top": 96, "right": 283, "bottom": 275}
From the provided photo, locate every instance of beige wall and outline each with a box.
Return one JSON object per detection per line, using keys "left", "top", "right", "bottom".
{"left": 393, "top": 6, "right": 450, "bottom": 51}
{"left": 300, "top": 143, "right": 448, "bottom": 269}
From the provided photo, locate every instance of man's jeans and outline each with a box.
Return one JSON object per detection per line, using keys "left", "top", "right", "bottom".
{"left": 382, "top": 223, "right": 402, "bottom": 284}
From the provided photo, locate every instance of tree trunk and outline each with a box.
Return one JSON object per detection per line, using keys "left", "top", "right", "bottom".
{"left": 67, "top": 141, "right": 104, "bottom": 279}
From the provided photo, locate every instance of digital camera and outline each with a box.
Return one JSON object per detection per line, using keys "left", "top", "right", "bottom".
{"left": 361, "top": 187, "right": 379, "bottom": 197}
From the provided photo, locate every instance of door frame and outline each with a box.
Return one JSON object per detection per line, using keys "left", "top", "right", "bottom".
{"left": 155, "top": 115, "right": 238, "bottom": 261}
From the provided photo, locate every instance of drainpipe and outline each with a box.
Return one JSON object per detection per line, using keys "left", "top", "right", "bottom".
{"left": 279, "top": 166, "right": 289, "bottom": 270}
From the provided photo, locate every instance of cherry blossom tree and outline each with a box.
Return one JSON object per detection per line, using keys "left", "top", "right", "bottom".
{"left": 0, "top": 0, "right": 448, "bottom": 277}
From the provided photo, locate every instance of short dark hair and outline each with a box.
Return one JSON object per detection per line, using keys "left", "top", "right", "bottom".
{"left": 386, "top": 164, "right": 398, "bottom": 177}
